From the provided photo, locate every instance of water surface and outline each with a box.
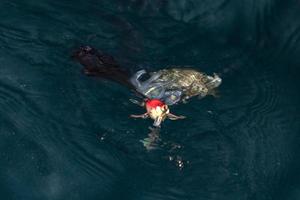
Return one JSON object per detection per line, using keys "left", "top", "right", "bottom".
{"left": 0, "top": 0, "right": 299, "bottom": 200}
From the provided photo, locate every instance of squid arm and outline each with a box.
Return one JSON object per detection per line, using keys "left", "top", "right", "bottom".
{"left": 167, "top": 113, "right": 186, "bottom": 120}
{"left": 130, "top": 113, "right": 149, "bottom": 119}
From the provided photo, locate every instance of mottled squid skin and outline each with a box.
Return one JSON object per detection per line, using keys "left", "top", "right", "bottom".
{"left": 73, "top": 46, "right": 222, "bottom": 105}
{"left": 130, "top": 68, "right": 222, "bottom": 105}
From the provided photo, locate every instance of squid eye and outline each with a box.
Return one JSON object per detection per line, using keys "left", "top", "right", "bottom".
{"left": 163, "top": 90, "right": 182, "bottom": 105}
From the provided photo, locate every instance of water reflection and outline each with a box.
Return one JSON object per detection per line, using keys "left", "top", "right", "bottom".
{"left": 140, "top": 126, "right": 190, "bottom": 170}
{"left": 140, "top": 127, "right": 161, "bottom": 151}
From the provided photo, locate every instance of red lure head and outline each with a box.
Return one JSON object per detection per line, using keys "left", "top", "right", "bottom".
{"left": 145, "top": 99, "right": 165, "bottom": 110}
{"left": 144, "top": 99, "right": 169, "bottom": 127}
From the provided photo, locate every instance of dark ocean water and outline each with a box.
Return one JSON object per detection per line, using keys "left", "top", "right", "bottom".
{"left": 0, "top": 0, "right": 300, "bottom": 200}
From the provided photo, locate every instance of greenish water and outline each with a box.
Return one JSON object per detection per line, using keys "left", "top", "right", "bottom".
{"left": 0, "top": 0, "right": 299, "bottom": 200}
